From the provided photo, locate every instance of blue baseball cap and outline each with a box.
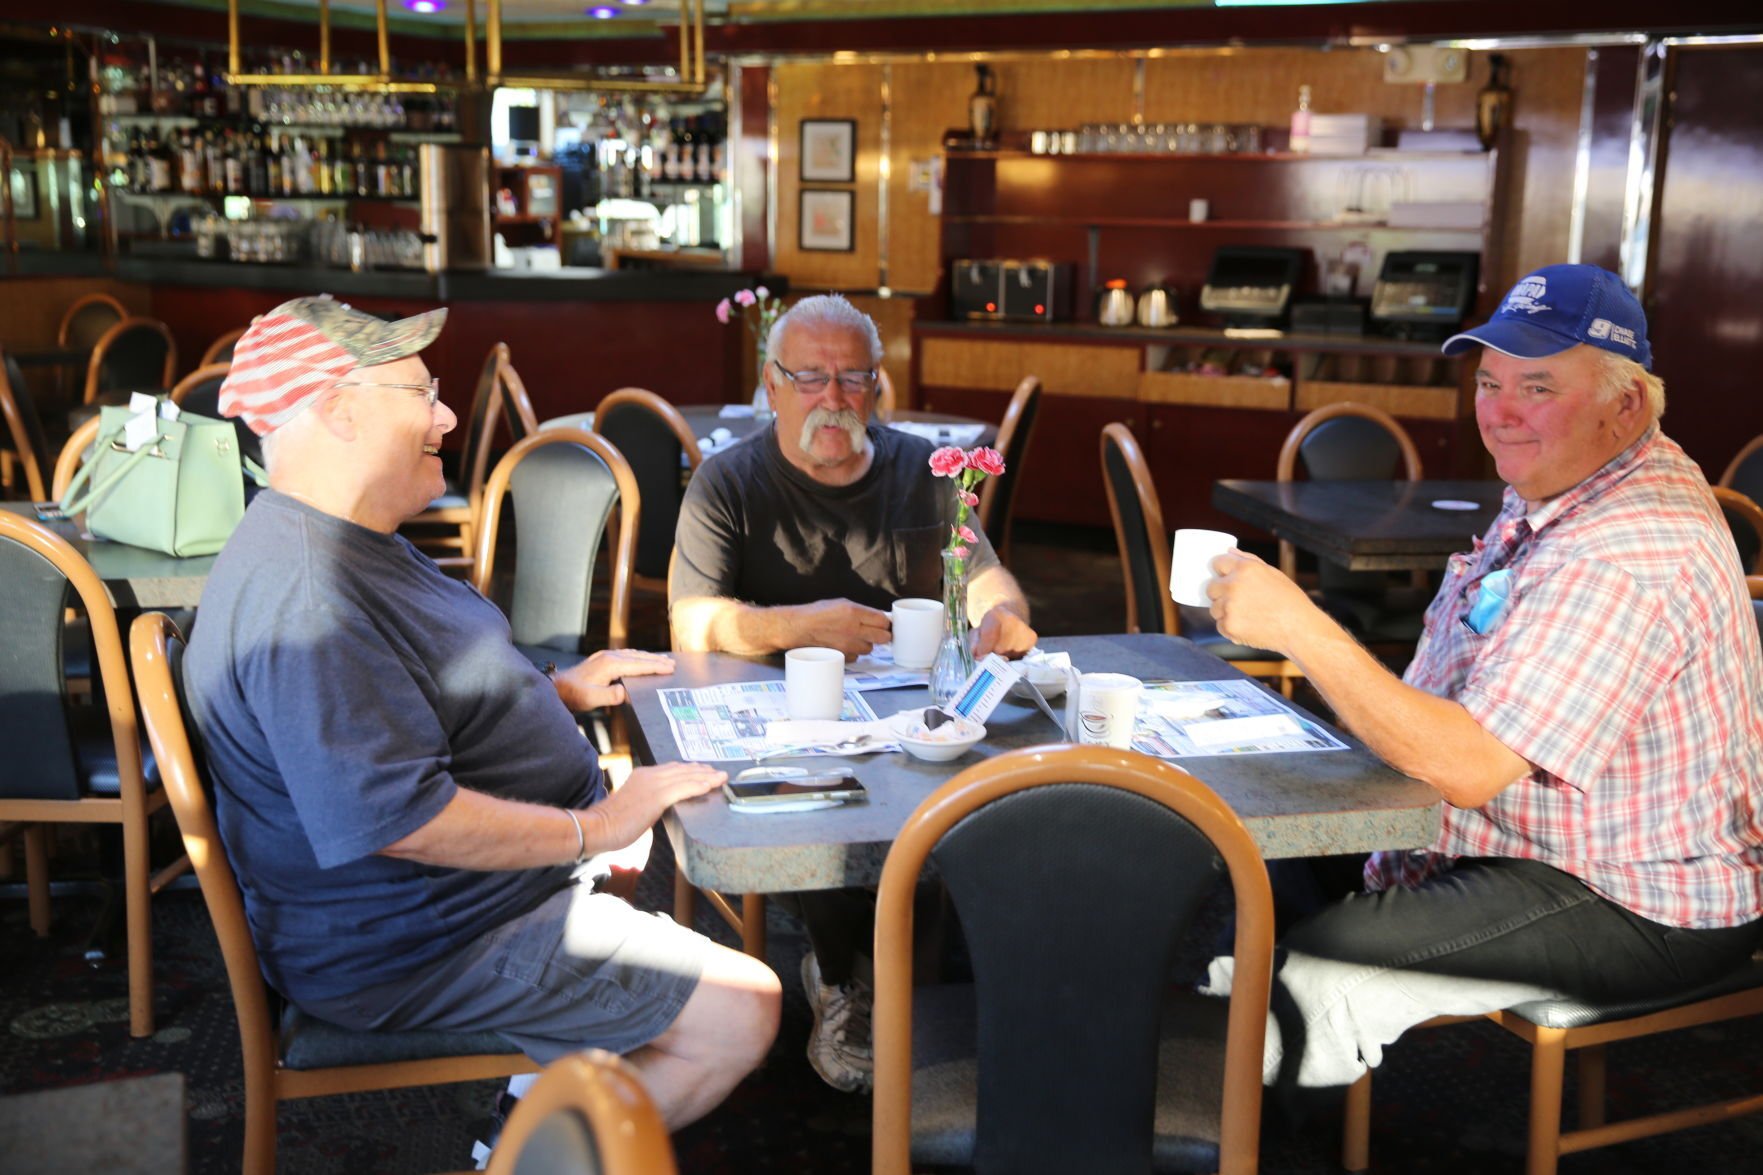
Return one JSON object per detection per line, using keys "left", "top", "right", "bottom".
{"left": 1442, "top": 264, "right": 1652, "bottom": 370}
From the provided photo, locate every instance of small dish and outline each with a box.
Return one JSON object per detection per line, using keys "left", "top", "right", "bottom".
{"left": 889, "top": 708, "right": 986, "bottom": 762}
{"left": 1008, "top": 650, "right": 1070, "bottom": 700}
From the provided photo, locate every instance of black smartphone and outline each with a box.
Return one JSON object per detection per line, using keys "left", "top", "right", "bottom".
{"left": 33, "top": 502, "right": 69, "bottom": 523}
{"left": 723, "top": 769, "right": 867, "bottom": 809}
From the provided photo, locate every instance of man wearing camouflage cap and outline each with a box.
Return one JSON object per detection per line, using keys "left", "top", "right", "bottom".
{"left": 184, "top": 296, "right": 779, "bottom": 1138}
{"left": 1201, "top": 265, "right": 1763, "bottom": 1095}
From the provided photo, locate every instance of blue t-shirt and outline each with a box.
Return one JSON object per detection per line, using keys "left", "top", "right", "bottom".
{"left": 183, "top": 491, "right": 605, "bottom": 1004}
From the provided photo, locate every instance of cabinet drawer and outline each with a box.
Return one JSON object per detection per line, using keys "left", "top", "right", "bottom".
{"left": 1139, "top": 370, "right": 1292, "bottom": 410}
{"left": 1296, "top": 380, "right": 1463, "bottom": 420}
{"left": 919, "top": 337, "right": 1140, "bottom": 399}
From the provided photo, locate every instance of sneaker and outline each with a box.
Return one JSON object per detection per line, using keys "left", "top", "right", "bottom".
{"left": 471, "top": 1090, "right": 520, "bottom": 1169}
{"left": 800, "top": 951, "right": 874, "bottom": 1093}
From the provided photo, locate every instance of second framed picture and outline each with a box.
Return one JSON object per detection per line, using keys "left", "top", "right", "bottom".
{"left": 799, "top": 190, "right": 855, "bottom": 253}
{"left": 800, "top": 119, "right": 856, "bottom": 183}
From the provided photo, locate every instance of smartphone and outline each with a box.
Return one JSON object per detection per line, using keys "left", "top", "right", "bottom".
{"left": 723, "top": 768, "right": 868, "bottom": 809}
{"left": 33, "top": 502, "right": 70, "bottom": 523}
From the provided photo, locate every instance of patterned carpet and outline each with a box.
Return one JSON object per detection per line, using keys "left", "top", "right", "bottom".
{"left": 6, "top": 524, "right": 1763, "bottom": 1172}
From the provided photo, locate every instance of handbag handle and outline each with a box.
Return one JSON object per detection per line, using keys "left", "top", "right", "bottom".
{"left": 59, "top": 436, "right": 156, "bottom": 517}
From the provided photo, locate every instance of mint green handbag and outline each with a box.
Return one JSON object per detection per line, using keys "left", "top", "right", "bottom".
{"left": 59, "top": 402, "right": 267, "bottom": 557}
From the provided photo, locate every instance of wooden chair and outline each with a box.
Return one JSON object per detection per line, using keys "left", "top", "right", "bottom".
{"left": 405, "top": 343, "right": 538, "bottom": 570}
{"left": 51, "top": 415, "right": 102, "bottom": 501}
{"left": 873, "top": 745, "right": 1274, "bottom": 1175}
{"left": 1718, "top": 432, "right": 1763, "bottom": 506}
{"left": 1713, "top": 485, "right": 1763, "bottom": 575}
{"left": 976, "top": 374, "right": 1042, "bottom": 566}
{"left": 1101, "top": 422, "right": 1299, "bottom": 691}
{"left": 1342, "top": 959, "right": 1763, "bottom": 1175}
{"left": 1, "top": 348, "right": 54, "bottom": 501}
{"left": 484, "top": 1050, "right": 679, "bottom": 1175}
{"left": 0, "top": 511, "right": 192, "bottom": 1037}
{"left": 591, "top": 387, "right": 703, "bottom": 602}
{"left": 876, "top": 365, "right": 898, "bottom": 421}
{"left": 82, "top": 316, "right": 177, "bottom": 405}
{"left": 197, "top": 326, "right": 247, "bottom": 369}
{"left": 56, "top": 292, "right": 127, "bottom": 400}
{"left": 472, "top": 428, "right": 638, "bottom": 665}
{"left": 168, "top": 362, "right": 232, "bottom": 408}
{"left": 128, "top": 611, "right": 538, "bottom": 1175}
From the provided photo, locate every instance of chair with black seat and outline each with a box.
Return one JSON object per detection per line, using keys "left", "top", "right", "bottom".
{"left": 1277, "top": 402, "right": 1430, "bottom": 644}
{"left": 55, "top": 292, "right": 127, "bottom": 400}
{"left": 1719, "top": 433, "right": 1763, "bottom": 506}
{"left": 1, "top": 348, "right": 55, "bottom": 501}
{"left": 81, "top": 316, "right": 177, "bottom": 406}
{"left": 0, "top": 510, "right": 191, "bottom": 1038}
{"left": 1101, "top": 422, "right": 1299, "bottom": 692}
{"left": 128, "top": 611, "right": 539, "bottom": 1175}
{"left": 872, "top": 744, "right": 1275, "bottom": 1175}
{"left": 976, "top": 374, "right": 1042, "bottom": 567}
{"left": 405, "top": 343, "right": 538, "bottom": 571}
{"left": 1341, "top": 958, "right": 1763, "bottom": 1175}
{"left": 471, "top": 428, "right": 638, "bottom": 670}
{"left": 1713, "top": 486, "right": 1763, "bottom": 575}
{"left": 591, "top": 387, "right": 701, "bottom": 611}
{"left": 483, "top": 1049, "right": 678, "bottom": 1175}
{"left": 198, "top": 325, "right": 247, "bottom": 369}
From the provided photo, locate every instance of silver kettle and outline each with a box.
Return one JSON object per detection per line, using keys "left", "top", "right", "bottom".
{"left": 1136, "top": 283, "right": 1180, "bottom": 328}
{"left": 1096, "top": 282, "right": 1136, "bottom": 327}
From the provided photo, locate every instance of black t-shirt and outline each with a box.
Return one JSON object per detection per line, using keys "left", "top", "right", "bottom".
{"left": 670, "top": 423, "right": 999, "bottom": 610}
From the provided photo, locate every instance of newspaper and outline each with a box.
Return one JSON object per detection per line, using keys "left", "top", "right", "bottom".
{"left": 1128, "top": 679, "right": 1348, "bottom": 758}
{"left": 658, "top": 680, "right": 888, "bottom": 762}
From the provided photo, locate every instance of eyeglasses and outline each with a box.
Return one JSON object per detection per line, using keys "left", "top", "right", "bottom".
{"left": 336, "top": 377, "right": 440, "bottom": 407}
{"left": 771, "top": 360, "right": 878, "bottom": 395}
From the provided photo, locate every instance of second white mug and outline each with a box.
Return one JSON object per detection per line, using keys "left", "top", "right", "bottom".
{"left": 890, "top": 598, "right": 944, "bottom": 669}
{"left": 1170, "top": 528, "right": 1238, "bottom": 608}
{"left": 784, "top": 647, "right": 846, "bottom": 721}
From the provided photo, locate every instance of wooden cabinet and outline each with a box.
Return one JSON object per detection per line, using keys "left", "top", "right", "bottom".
{"left": 494, "top": 164, "right": 564, "bottom": 249}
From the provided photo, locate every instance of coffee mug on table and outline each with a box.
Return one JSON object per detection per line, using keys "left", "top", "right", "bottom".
{"left": 1170, "top": 528, "right": 1238, "bottom": 608}
{"left": 1074, "top": 672, "right": 1143, "bottom": 748}
{"left": 785, "top": 647, "right": 846, "bottom": 721}
{"left": 890, "top": 598, "right": 944, "bottom": 669}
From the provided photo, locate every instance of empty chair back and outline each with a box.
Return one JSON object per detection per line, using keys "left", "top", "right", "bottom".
{"left": 873, "top": 746, "right": 1273, "bottom": 1175}
{"left": 592, "top": 388, "right": 701, "bottom": 586}
{"left": 0, "top": 513, "right": 87, "bottom": 801}
{"left": 199, "top": 326, "right": 248, "bottom": 368}
{"left": 2, "top": 349, "right": 54, "bottom": 501}
{"left": 58, "top": 292, "right": 127, "bottom": 352}
{"left": 977, "top": 375, "right": 1042, "bottom": 561}
{"left": 1100, "top": 422, "right": 1175, "bottom": 635}
{"left": 84, "top": 317, "right": 177, "bottom": 404}
{"left": 1720, "top": 435, "right": 1763, "bottom": 506}
{"left": 1714, "top": 486, "right": 1763, "bottom": 575}
{"left": 473, "top": 429, "right": 639, "bottom": 655}
{"left": 1277, "top": 402, "right": 1424, "bottom": 588}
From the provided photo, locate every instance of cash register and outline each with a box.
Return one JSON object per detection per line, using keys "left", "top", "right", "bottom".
{"left": 1369, "top": 251, "right": 1480, "bottom": 340}
{"left": 1198, "top": 246, "right": 1306, "bottom": 328}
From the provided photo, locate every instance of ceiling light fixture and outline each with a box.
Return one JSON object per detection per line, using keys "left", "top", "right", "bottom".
{"left": 588, "top": 5, "right": 618, "bottom": 16}
{"left": 404, "top": 0, "right": 446, "bottom": 12}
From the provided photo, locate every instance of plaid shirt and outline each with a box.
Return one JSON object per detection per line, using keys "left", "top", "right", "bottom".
{"left": 1366, "top": 427, "right": 1763, "bottom": 928}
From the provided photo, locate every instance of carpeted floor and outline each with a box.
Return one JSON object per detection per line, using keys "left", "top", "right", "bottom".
{"left": 6, "top": 523, "right": 1763, "bottom": 1172}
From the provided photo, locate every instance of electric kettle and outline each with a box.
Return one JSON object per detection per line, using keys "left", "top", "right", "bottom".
{"left": 1095, "top": 279, "right": 1135, "bottom": 327}
{"left": 1136, "top": 283, "right": 1180, "bottom": 328}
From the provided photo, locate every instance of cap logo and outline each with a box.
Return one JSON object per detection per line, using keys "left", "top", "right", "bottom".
{"left": 1588, "top": 317, "right": 1637, "bottom": 350}
{"left": 1502, "top": 276, "right": 1551, "bottom": 316}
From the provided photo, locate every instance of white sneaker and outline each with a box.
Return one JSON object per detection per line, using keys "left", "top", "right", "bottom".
{"left": 800, "top": 951, "right": 874, "bottom": 1093}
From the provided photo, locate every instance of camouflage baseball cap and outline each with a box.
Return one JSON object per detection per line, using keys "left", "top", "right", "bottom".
{"left": 218, "top": 294, "right": 447, "bottom": 436}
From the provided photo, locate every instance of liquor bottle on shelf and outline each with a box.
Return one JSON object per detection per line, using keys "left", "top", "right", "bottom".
{"left": 205, "top": 129, "right": 225, "bottom": 195}
{"left": 127, "top": 128, "right": 149, "bottom": 191}
{"left": 352, "top": 140, "right": 369, "bottom": 197}
{"left": 246, "top": 129, "right": 268, "bottom": 196}
{"left": 148, "top": 129, "right": 175, "bottom": 193}
{"left": 1290, "top": 84, "right": 1313, "bottom": 154}
{"left": 315, "top": 138, "right": 334, "bottom": 196}
{"left": 265, "top": 133, "right": 283, "bottom": 196}
{"left": 399, "top": 147, "right": 415, "bottom": 199}
{"left": 224, "top": 130, "right": 245, "bottom": 195}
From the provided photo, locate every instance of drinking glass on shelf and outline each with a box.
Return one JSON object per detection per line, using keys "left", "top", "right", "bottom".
{"left": 1237, "top": 124, "right": 1263, "bottom": 153}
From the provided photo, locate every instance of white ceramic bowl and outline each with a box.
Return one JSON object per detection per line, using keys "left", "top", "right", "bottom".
{"left": 890, "top": 709, "right": 986, "bottom": 762}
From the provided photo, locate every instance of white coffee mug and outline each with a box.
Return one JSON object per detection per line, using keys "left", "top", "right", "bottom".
{"left": 890, "top": 598, "right": 944, "bottom": 670}
{"left": 1189, "top": 198, "right": 1210, "bottom": 223}
{"left": 1074, "top": 672, "right": 1142, "bottom": 749}
{"left": 784, "top": 647, "right": 846, "bottom": 721}
{"left": 1170, "top": 528, "right": 1238, "bottom": 608}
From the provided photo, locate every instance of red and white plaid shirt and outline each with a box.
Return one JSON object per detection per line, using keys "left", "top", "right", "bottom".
{"left": 1366, "top": 427, "right": 1763, "bottom": 928}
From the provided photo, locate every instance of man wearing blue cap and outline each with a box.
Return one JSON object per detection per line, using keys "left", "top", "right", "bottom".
{"left": 1201, "top": 265, "right": 1763, "bottom": 1091}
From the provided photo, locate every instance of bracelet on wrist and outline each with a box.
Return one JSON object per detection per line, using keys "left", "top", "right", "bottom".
{"left": 565, "top": 808, "right": 588, "bottom": 866}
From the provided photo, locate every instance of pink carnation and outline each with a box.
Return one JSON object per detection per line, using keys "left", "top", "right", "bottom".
{"left": 754, "top": 285, "right": 770, "bottom": 300}
{"left": 966, "top": 446, "right": 1006, "bottom": 477}
{"left": 957, "top": 525, "right": 978, "bottom": 543}
{"left": 950, "top": 545, "right": 971, "bottom": 559}
{"left": 715, "top": 298, "right": 732, "bottom": 325}
{"left": 734, "top": 288, "right": 757, "bottom": 307}
{"left": 961, "top": 490, "right": 980, "bottom": 507}
{"left": 929, "top": 446, "right": 967, "bottom": 478}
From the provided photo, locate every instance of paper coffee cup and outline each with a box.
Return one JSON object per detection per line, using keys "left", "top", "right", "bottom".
{"left": 784, "top": 647, "right": 846, "bottom": 721}
{"left": 1170, "top": 528, "right": 1237, "bottom": 608}
{"left": 1075, "top": 672, "right": 1142, "bottom": 749}
{"left": 890, "top": 598, "right": 944, "bottom": 670}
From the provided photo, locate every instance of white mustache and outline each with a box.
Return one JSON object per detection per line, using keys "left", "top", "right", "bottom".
{"left": 799, "top": 407, "right": 869, "bottom": 455}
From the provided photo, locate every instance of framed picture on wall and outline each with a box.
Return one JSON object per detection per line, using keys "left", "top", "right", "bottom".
{"left": 800, "top": 119, "right": 856, "bottom": 183}
{"left": 7, "top": 164, "right": 37, "bottom": 220}
{"left": 799, "top": 189, "right": 855, "bottom": 252}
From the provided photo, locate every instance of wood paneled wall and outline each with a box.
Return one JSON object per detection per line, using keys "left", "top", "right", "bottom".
{"left": 770, "top": 46, "right": 1589, "bottom": 301}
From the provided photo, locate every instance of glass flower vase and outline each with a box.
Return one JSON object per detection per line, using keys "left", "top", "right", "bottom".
{"left": 752, "top": 354, "right": 772, "bottom": 417}
{"left": 928, "top": 549, "right": 974, "bottom": 708}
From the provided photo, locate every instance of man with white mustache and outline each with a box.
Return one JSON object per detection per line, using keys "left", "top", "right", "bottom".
{"left": 670, "top": 293, "right": 1036, "bottom": 1093}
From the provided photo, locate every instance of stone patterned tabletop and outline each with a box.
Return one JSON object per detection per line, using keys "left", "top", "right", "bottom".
{"left": 628, "top": 632, "right": 1439, "bottom": 893}
{"left": 2, "top": 501, "right": 214, "bottom": 609}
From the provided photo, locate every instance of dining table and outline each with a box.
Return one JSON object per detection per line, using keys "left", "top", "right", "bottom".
{"left": 622, "top": 632, "right": 1440, "bottom": 897}
{"left": 1212, "top": 478, "right": 1505, "bottom": 572}
{"left": 2, "top": 500, "right": 214, "bottom": 609}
